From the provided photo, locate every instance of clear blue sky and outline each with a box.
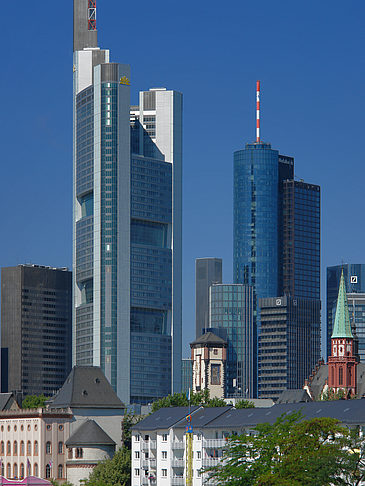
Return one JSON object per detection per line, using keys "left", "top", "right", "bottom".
{"left": 2, "top": 0, "right": 365, "bottom": 358}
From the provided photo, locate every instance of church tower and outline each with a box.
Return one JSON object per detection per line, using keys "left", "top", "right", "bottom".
{"left": 328, "top": 270, "right": 357, "bottom": 397}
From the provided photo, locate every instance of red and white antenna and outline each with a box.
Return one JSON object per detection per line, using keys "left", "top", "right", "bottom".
{"left": 256, "top": 80, "right": 260, "bottom": 143}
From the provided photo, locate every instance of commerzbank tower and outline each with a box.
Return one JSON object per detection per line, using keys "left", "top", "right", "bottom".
{"left": 72, "top": 0, "right": 182, "bottom": 405}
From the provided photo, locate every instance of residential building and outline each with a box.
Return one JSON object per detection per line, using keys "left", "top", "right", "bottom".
{"left": 195, "top": 258, "right": 222, "bottom": 338}
{"left": 208, "top": 284, "right": 254, "bottom": 398}
{"left": 1, "top": 265, "right": 72, "bottom": 397}
{"left": 327, "top": 264, "right": 365, "bottom": 359}
{"left": 132, "top": 401, "right": 365, "bottom": 485}
{"left": 73, "top": 0, "right": 182, "bottom": 404}
{"left": 181, "top": 359, "right": 193, "bottom": 395}
{"left": 258, "top": 296, "right": 321, "bottom": 400}
{"left": 190, "top": 333, "right": 227, "bottom": 399}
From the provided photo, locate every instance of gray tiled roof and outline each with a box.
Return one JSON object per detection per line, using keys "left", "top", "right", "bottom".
{"left": 276, "top": 389, "right": 313, "bottom": 404}
{"left": 174, "top": 406, "right": 233, "bottom": 428}
{"left": 48, "top": 366, "right": 124, "bottom": 409}
{"left": 308, "top": 363, "right": 365, "bottom": 400}
{"left": 132, "top": 407, "right": 201, "bottom": 431}
{"left": 0, "top": 393, "right": 14, "bottom": 410}
{"left": 66, "top": 420, "right": 115, "bottom": 446}
{"left": 190, "top": 332, "right": 227, "bottom": 346}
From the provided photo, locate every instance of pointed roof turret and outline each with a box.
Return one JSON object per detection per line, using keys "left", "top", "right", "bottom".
{"left": 331, "top": 270, "right": 353, "bottom": 339}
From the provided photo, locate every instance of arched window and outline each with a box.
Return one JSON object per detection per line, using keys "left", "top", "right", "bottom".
{"left": 1, "top": 462, "right": 4, "bottom": 476}
{"left": 34, "top": 463, "right": 38, "bottom": 477}
{"left": 34, "top": 441, "right": 38, "bottom": 455}
{"left": 58, "top": 464, "right": 63, "bottom": 479}
{"left": 13, "top": 463, "right": 18, "bottom": 478}
{"left": 45, "top": 464, "right": 51, "bottom": 479}
{"left": 20, "top": 463, "right": 24, "bottom": 478}
{"left": 20, "top": 441, "right": 24, "bottom": 455}
{"left": 6, "top": 463, "right": 11, "bottom": 478}
{"left": 6, "top": 441, "right": 11, "bottom": 455}
{"left": 13, "top": 441, "right": 18, "bottom": 455}
{"left": 46, "top": 441, "right": 52, "bottom": 454}
{"left": 27, "top": 441, "right": 31, "bottom": 455}
{"left": 0, "top": 441, "right": 4, "bottom": 455}
{"left": 68, "top": 448, "right": 73, "bottom": 459}
{"left": 58, "top": 442, "right": 63, "bottom": 454}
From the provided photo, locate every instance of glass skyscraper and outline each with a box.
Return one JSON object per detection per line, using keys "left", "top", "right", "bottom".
{"left": 195, "top": 258, "right": 222, "bottom": 338}
{"left": 208, "top": 284, "right": 254, "bottom": 398}
{"left": 327, "top": 264, "right": 365, "bottom": 359}
{"left": 73, "top": 0, "right": 182, "bottom": 404}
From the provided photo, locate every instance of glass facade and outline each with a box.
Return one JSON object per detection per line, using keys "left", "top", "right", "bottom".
{"left": 258, "top": 296, "right": 320, "bottom": 400}
{"left": 208, "top": 284, "right": 254, "bottom": 398}
{"left": 181, "top": 358, "right": 193, "bottom": 394}
{"left": 347, "top": 293, "right": 365, "bottom": 362}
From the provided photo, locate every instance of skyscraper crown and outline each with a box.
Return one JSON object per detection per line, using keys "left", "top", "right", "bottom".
{"left": 331, "top": 270, "right": 353, "bottom": 339}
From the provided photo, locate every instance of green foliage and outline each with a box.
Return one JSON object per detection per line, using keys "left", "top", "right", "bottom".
{"left": 207, "top": 411, "right": 355, "bottom": 486}
{"left": 50, "top": 481, "right": 73, "bottom": 486}
{"left": 151, "top": 389, "right": 226, "bottom": 412}
{"left": 235, "top": 399, "right": 255, "bottom": 409}
{"left": 83, "top": 447, "right": 131, "bottom": 486}
{"left": 22, "top": 394, "right": 49, "bottom": 409}
{"left": 321, "top": 387, "right": 355, "bottom": 401}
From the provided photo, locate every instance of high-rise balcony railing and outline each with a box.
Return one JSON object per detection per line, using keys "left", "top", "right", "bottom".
{"left": 203, "top": 438, "right": 227, "bottom": 448}
{"left": 171, "top": 458, "right": 184, "bottom": 467}
{"left": 171, "top": 440, "right": 185, "bottom": 449}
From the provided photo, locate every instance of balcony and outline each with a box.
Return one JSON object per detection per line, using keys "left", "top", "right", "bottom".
{"left": 141, "top": 440, "right": 157, "bottom": 451}
{"left": 171, "top": 477, "right": 185, "bottom": 485}
{"left": 171, "top": 458, "right": 184, "bottom": 467}
{"left": 172, "top": 441, "right": 185, "bottom": 449}
{"left": 203, "top": 438, "right": 227, "bottom": 448}
{"left": 202, "top": 457, "right": 220, "bottom": 467}
{"left": 150, "top": 440, "right": 157, "bottom": 449}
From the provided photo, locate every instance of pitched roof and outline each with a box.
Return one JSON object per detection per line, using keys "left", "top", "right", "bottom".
{"left": 332, "top": 270, "right": 353, "bottom": 338}
{"left": 132, "top": 407, "right": 201, "bottom": 431}
{"left": 48, "top": 366, "right": 124, "bottom": 409}
{"left": 276, "top": 389, "right": 313, "bottom": 404}
{"left": 174, "top": 406, "right": 233, "bottom": 428}
{"left": 0, "top": 393, "right": 18, "bottom": 411}
{"left": 190, "top": 332, "right": 227, "bottom": 346}
{"left": 66, "top": 420, "right": 115, "bottom": 446}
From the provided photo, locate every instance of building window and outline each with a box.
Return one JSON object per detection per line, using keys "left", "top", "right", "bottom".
{"left": 1, "top": 462, "right": 4, "bottom": 476}
{"left": 46, "top": 442, "right": 51, "bottom": 454}
{"left": 135, "top": 451, "right": 140, "bottom": 459}
{"left": 7, "top": 441, "right": 11, "bottom": 455}
{"left": 27, "top": 441, "right": 32, "bottom": 455}
{"left": 1, "top": 441, "right": 4, "bottom": 455}
{"left": 339, "top": 367, "right": 343, "bottom": 385}
{"left": 135, "top": 435, "right": 140, "bottom": 442}
{"left": 197, "top": 451, "right": 201, "bottom": 459}
{"left": 13, "top": 463, "right": 18, "bottom": 478}
{"left": 134, "top": 469, "right": 140, "bottom": 476}
{"left": 68, "top": 448, "right": 73, "bottom": 459}
{"left": 13, "top": 441, "right": 18, "bottom": 455}
{"left": 34, "top": 463, "right": 38, "bottom": 477}
{"left": 45, "top": 464, "right": 51, "bottom": 478}
{"left": 162, "top": 469, "right": 167, "bottom": 477}
{"left": 76, "top": 448, "right": 83, "bottom": 458}
{"left": 58, "top": 464, "right": 63, "bottom": 479}
{"left": 58, "top": 442, "right": 63, "bottom": 454}
{"left": 213, "top": 349, "right": 218, "bottom": 355}
{"left": 20, "top": 463, "right": 24, "bottom": 478}
{"left": 211, "top": 364, "right": 221, "bottom": 385}
{"left": 34, "top": 441, "right": 38, "bottom": 455}
{"left": 162, "top": 451, "right": 167, "bottom": 459}
{"left": 7, "top": 463, "right": 10, "bottom": 478}
{"left": 162, "top": 434, "right": 168, "bottom": 442}
{"left": 20, "top": 441, "right": 24, "bottom": 456}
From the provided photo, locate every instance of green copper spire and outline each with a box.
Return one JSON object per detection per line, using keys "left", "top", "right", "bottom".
{"left": 331, "top": 270, "right": 353, "bottom": 339}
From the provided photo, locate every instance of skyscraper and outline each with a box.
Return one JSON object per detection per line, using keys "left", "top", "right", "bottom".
{"left": 73, "top": 0, "right": 182, "bottom": 404}
{"left": 327, "top": 264, "right": 365, "bottom": 359}
{"left": 195, "top": 258, "right": 222, "bottom": 338}
{"left": 1, "top": 265, "right": 72, "bottom": 396}
{"left": 233, "top": 82, "right": 320, "bottom": 397}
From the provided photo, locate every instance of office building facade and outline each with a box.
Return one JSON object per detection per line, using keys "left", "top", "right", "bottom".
{"left": 327, "top": 264, "right": 365, "bottom": 359}
{"left": 73, "top": 0, "right": 182, "bottom": 404}
{"left": 258, "top": 296, "right": 320, "bottom": 400}
{"left": 195, "top": 258, "right": 222, "bottom": 338}
{"left": 1, "top": 265, "right": 72, "bottom": 396}
{"left": 181, "top": 359, "right": 193, "bottom": 395}
{"left": 347, "top": 293, "right": 365, "bottom": 362}
{"left": 208, "top": 284, "right": 254, "bottom": 398}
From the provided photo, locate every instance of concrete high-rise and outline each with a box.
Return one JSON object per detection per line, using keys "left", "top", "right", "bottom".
{"left": 195, "top": 258, "right": 222, "bottom": 338}
{"left": 1, "top": 265, "right": 72, "bottom": 396}
{"left": 73, "top": 0, "right": 182, "bottom": 404}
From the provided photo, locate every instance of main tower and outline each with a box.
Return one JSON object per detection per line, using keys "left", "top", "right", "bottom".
{"left": 73, "top": 0, "right": 182, "bottom": 404}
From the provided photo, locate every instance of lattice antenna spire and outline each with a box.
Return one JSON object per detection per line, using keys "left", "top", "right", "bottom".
{"left": 88, "top": 0, "right": 96, "bottom": 31}
{"left": 256, "top": 80, "right": 260, "bottom": 143}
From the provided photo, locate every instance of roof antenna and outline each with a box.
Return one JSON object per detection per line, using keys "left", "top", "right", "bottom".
{"left": 256, "top": 80, "right": 260, "bottom": 143}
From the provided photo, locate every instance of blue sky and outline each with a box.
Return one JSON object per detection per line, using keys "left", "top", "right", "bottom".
{"left": 2, "top": 0, "right": 365, "bottom": 357}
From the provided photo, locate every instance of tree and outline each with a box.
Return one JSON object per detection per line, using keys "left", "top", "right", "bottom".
{"left": 50, "top": 481, "right": 73, "bottom": 486}
{"left": 83, "top": 447, "right": 131, "bottom": 486}
{"left": 22, "top": 394, "right": 49, "bottom": 409}
{"left": 235, "top": 399, "right": 255, "bottom": 409}
{"left": 206, "top": 411, "right": 353, "bottom": 486}
{"left": 151, "top": 389, "right": 226, "bottom": 412}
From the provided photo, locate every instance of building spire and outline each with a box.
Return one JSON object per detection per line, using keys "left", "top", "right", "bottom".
{"left": 74, "top": 0, "right": 98, "bottom": 52}
{"left": 256, "top": 81, "right": 260, "bottom": 143}
{"left": 331, "top": 270, "right": 353, "bottom": 338}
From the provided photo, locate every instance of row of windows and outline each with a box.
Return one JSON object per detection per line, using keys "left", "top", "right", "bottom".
{"left": 0, "top": 441, "right": 64, "bottom": 455}
{"left": 0, "top": 463, "right": 63, "bottom": 480}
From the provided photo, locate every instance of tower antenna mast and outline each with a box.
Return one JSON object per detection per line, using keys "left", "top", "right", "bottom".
{"left": 256, "top": 80, "right": 260, "bottom": 143}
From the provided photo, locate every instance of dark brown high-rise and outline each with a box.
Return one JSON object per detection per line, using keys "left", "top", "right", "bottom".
{"left": 1, "top": 265, "right": 72, "bottom": 397}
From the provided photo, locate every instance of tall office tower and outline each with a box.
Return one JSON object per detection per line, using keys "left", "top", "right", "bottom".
{"left": 73, "top": 0, "right": 182, "bottom": 404}
{"left": 327, "top": 264, "right": 365, "bottom": 359}
{"left": 1, "top": 265, "right": 72, "bottom": 396}
{"left": 259, "top": 296, "right": 320, "bottom": 400}
{"left": 347, "top": 293, "right": 365, "bottom": 361}
{"left": 181, "top": 358, "right": 193, "bottom": 394}
{"left": 208, "top": 284, "right": 254, "bottom": 398}
{"left": 195, "top": 258, "right": 222, "bottom": 338}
